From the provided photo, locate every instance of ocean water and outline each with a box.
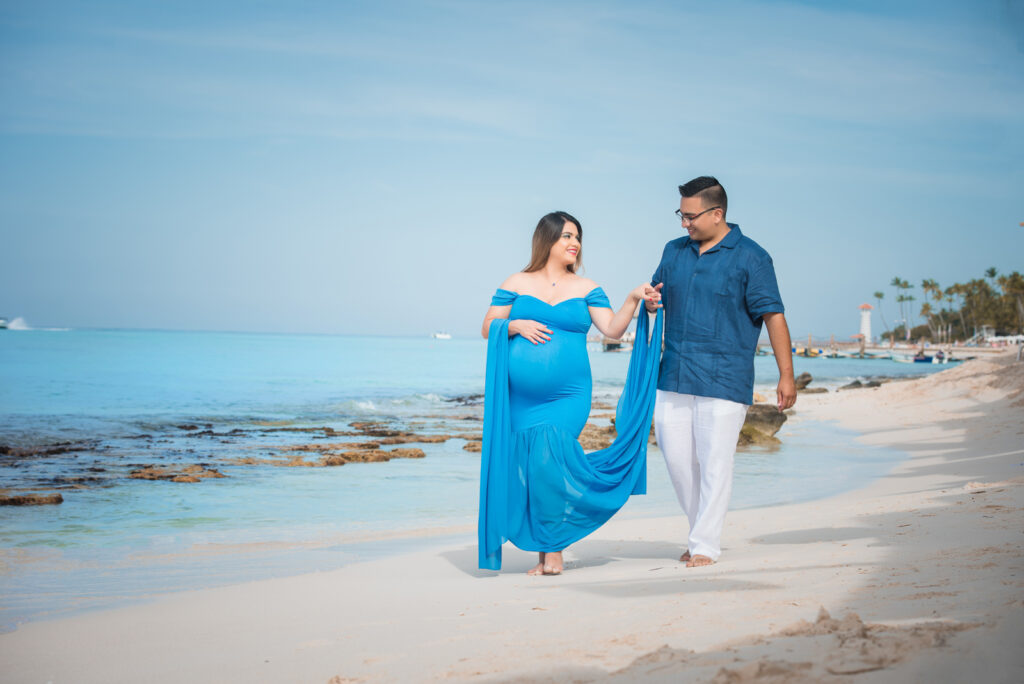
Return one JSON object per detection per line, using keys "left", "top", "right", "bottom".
{"left": 0, "top": 329, "right": 950, "bottom": 628}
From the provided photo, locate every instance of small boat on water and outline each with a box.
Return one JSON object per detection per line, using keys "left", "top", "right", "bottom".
{"left": 892, "top": 351, "right": 959, "bottom": 364}
{"left": 0, "top": 317, "right": 7, "bottom": 330}
{"left": 603, "top": 336, "right": 632, "bottom": 352}
{"left": 431, "top": 331, "right": 452, "bottom": 340}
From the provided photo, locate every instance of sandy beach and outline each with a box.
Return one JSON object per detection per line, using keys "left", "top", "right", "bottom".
{"left": 2, "top": 351, "right": 1022, "bottom": 683}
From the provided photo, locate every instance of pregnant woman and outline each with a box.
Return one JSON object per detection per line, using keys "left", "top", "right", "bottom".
{"left": 479, "top": 211, "right": 663, "bottom": 574}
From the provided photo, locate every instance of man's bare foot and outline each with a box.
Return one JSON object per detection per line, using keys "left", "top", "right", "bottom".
{"left": 543, "top": 551, "right": 563, "bottom": 575}
{"left": 685, "top": 554, "right": 714, "bottom": 568}
{"left": 527, "top": 552, "right": 546, "bottom": 576}
{"left": 679, "top": 550, "right": 691, "bottom": 563}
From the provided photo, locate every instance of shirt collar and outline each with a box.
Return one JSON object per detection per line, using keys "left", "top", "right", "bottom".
{"left": 685, "top": 222, "right": 742, "bottom": 253}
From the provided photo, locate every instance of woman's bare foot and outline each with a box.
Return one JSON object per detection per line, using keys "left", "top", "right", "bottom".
{"left": 543, "top": 551, "right": 563, "bottom": 575}
{"left": 679, "top": 550, "right": 691, "bottom": 563}
{"left": 685, "top": 554, "right": 714, "bottom": 568}
{"left": 527, "top": 552, "right": 546, "bottom": 576}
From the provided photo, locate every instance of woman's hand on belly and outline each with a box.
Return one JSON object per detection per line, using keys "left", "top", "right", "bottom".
{"left": 509, "top": 319, "right": 552, "bottom": 344}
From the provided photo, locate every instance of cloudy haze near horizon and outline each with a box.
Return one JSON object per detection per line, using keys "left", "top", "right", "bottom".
{"left": 2, "top": 0, "right": 1022, "bottom": 339}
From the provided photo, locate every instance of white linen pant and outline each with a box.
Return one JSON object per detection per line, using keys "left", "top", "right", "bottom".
{"left": 654, "top": 390, "right": 748, "bottom": 561}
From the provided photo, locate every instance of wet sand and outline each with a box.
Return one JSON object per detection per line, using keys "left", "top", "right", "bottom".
{"left": 1, "top": 352, "right": 1022, "bottom": 683}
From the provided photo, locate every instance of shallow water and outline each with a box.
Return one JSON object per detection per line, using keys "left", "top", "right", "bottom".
{"left": 0, "top": 329, "right": 947, "bottom": 628}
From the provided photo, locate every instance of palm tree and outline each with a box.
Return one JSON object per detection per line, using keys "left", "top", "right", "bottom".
{"left": 944, "top": 290, "right": 956, "bottom": 341}
{"left": 997, "top": 271, "right": 1024, "bottom": 333}
{"left": 890, "top": 277, "right": 906, "bottom": 335}
{"left": 920, "top": 301, "right": 935, "bottom": 338}
{"left": 922, "top": 279, "right": 944, "bottom": 342}
{"left": 873, "top": 291, "right": 889, "bottom": 337}
{"left": 946, "top": 284, "right": 967, "bottom": 339}
{"left": 905, "top": 294, "right": 916, "bottom": 338}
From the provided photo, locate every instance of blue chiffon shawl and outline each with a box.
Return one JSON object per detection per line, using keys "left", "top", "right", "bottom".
{"left": 478, "top": 308, "right": 663, "bottom": 570}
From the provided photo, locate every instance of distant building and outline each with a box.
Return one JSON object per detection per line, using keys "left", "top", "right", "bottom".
{"left": 859, "top": 303, "right": 873, "bottom": 343}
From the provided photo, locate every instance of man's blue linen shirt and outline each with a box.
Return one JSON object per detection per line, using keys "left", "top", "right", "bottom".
{"left": 651, "top": 224, "right": 784, "bottom": 405}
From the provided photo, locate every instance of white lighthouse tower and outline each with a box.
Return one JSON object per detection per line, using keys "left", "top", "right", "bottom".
{"left": 859, "top": 303, "right": 873, "bottom": 343}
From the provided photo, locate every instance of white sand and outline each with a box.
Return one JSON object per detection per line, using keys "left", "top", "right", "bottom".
{"left": 2, "top": 353, "right": 1022, "bottom": 683}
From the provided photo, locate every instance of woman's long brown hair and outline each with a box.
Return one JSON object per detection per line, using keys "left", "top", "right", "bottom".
{"left": 523, "top": 211, "right": 583, "bottom": 274}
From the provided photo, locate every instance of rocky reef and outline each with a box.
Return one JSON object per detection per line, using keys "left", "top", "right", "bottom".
{"left": 0, "top": 492, "right": 64, "bottom": 506}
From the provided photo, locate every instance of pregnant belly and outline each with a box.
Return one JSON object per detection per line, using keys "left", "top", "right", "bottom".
{"left": 508, "top": 332, "right": 590, "bottom": 433}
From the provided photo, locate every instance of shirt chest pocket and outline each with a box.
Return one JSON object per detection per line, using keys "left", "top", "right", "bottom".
{"left": 684, "top": 276, "right": 719, "bottom": 340}
{"left": 713, "top": 269, "right": 749, "bottom": 334}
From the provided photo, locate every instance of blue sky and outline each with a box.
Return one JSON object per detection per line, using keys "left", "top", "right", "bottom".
{"left": 2, "top": 0, "right": 1022, "bottom": 339}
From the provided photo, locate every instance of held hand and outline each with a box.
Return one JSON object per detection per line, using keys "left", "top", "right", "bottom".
{"left": 510, "top": 319, "right": 552, "bottom": 345}
{"left": 776, "top": 375, "right": 796, "bottom": 412}
{"left": 644, "top": 283, "right": 664, "bottom": 311}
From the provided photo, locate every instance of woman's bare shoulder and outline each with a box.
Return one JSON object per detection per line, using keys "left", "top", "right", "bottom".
{"left": 573, "top": 276, "right": 599, "bottom": 294}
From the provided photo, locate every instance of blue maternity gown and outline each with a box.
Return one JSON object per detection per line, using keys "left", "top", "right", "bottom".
{"left": 478, "top": 287, "right": 663, "bottom": 570}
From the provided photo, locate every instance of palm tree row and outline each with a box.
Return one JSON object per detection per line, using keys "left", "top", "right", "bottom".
{"left": 874, "top": 268, "right": 1024, "bottom": 343}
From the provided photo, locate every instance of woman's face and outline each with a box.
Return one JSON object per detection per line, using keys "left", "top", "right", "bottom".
{"left": 547, "top": 220, "right": 580, "bottom": 269}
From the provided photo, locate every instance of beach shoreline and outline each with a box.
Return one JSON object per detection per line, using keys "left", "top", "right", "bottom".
{"left": 2, "top": 351, "right": 1022, "bottom": 682}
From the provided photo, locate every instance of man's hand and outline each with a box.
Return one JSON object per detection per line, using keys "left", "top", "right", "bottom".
{"left": 763, "top": 312, "right": 795, "bottom": 412}
{"left": 776, "top": 374, "right": 796, "bottom": 412}
{"left": 644, "top": 283, "right": 663, "bottom": 312}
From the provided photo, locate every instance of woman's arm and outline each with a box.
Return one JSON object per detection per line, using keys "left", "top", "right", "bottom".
{"left": 481, "top": 304, "right": 512, "bottom": 338}
{"left": 589, "top": 285, "right": 647, "bottom": 340}
{"left": 481, "top": 305, "right": 553, "bottom": 344}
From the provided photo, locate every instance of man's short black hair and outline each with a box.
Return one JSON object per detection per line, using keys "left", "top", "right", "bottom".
{"left": 679, "top": 176, "right": 727, "bottom": 217}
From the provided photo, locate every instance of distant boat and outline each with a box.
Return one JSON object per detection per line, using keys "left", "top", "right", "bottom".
{"left": 431, "top": 332, "right": 452, "bottom": 340}
{"left": 892, "top": 352, "right": 957, "bottom": 364}
{"left": 0, "top": 317, "right": 7, "bottom": 330}
{"left": 603, "top": 337, "right": 630, "bottom": 352}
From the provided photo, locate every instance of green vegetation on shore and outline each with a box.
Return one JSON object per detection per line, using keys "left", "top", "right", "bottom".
{"left": 874, "top": 268, "right": 1024, "bottom": 342}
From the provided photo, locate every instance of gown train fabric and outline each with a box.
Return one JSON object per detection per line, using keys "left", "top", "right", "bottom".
{"left": 478, "top": 287, "right": 663, "bottom": 570}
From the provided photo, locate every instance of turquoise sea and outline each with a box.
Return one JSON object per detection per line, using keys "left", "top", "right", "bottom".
{"left": 0, "top": 328, "right": 949, "bottom": 629}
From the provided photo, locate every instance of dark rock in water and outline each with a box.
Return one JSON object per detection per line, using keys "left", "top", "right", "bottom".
{"left": 280, "top": 441, "right": 381, "bottom": 453}
{"left": 838, "top": 380, "right": 882, "bottom": 391}
{"left": 129, "top": 465, "right": 227, "bottom": 482}
{"left": 347, "top": 421, "right": 406, "bottom": 437}
{"left": 744, "top": 404, "right": 787, "bottom": 436}
{"left": 388, "top": 448, "right": 426, "bottom": 460}
{"left": 737, "top": 404, "right": 788, "bottom": 447}
{"left": 320, "top": 447, "right": 426, "bottom": 466}
{"left": 445, "top": 394, "right": 484, "bottom": 406}
{"left": 463, "top": 441, "right": 482, "bottom": 453}
{"left": 261, "top": 426, "right": 339, "bottom": 436}
{"left": 737, "top": 424, "right": 781, "bottom": 447}
{"left": 794, "top": 372, "right": 813, "bottom": 390}
{"left": 579, "top": 423, "right": 616, "bottom": 450}
{"left": 176, "top": 424, "right": 199, "bottom": 431}
{"left": 799, "top": 387, "right": 829, "bottom": 394}
{"left": 1, "top": 493, "right": 63, "bottom": 506}
{"left": 0, "top": 441, "right": 97, "bottom": 459}
{"left": 377, "top": 434, "right": 451, "bottom": 445}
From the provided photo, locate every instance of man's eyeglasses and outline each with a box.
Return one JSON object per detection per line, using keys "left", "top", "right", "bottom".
{"left": 675, "top": 206, "right": 721, "bottom": 225}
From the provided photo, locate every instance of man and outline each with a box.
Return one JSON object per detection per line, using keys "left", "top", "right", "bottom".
{"left": 645, "top": 176, "right": 795, "bottom": 568}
